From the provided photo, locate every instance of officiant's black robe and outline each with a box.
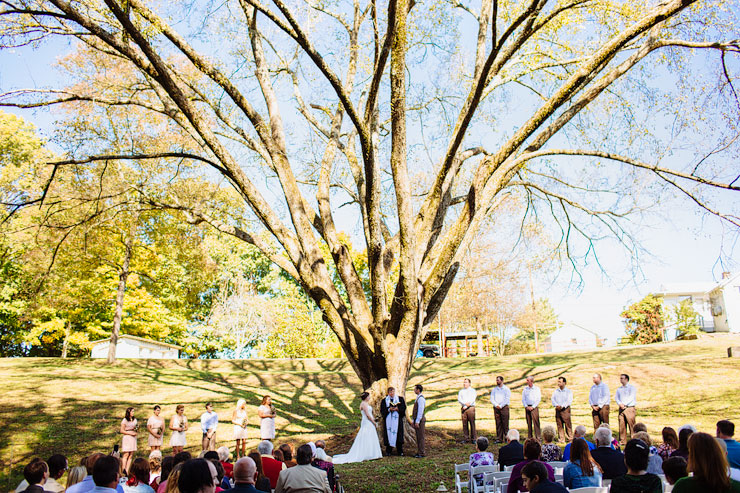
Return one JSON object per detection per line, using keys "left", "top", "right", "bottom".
{"left": 380, "top": 396, "right": 406, "bottom": 454}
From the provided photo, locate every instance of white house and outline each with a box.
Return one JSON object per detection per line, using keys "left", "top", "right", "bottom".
{"left": 90, "top": 334, "right": 182, "bottom": 359}
{"left": 655, "top": 272, "right": 740, "bottom": 333}
{"left": 541, "top": 323, "right": 602, "bottom": 353}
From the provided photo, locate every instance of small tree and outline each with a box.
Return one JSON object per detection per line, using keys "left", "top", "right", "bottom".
{"left": 671, "top": 299, "right": 701, "bottom": 338}
{"left": 621, "top": 294, "right": 664, "bottom": 344}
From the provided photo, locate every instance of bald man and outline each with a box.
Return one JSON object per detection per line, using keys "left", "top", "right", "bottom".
{"left": 224, "top": 457, "right": 260, "bottom": 493}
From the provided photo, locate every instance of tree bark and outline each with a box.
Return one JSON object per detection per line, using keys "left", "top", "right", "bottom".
{"left": 107, "top": 233, "right": 134, "bottom": 364}
{"left": 61, "top": 319, "right": 71, "bottom": 358}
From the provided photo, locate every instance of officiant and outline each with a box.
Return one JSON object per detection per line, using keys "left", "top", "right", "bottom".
{"left": 380, "top": 387, "right": 406, "bottom": 456}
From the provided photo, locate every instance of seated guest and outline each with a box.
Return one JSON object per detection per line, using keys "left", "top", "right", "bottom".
{"left": 93, "top": 456, "right": 121, "bottom": 493}
{"left": 603, "top": 423, "right": 621, "bottom": 451}
{"left": 498, "top": 430, "right": 524, "bottom": 468}
{"left": 469, "top": 436, "right": 496, "bottom": 485}
{"left": 178, "top": 459, "right": 218, "bottom": 493}
{"left": 315, "top": 440, "right": 332, "bottom": 462}
{"left": 311, "top": 448, "right": 335, "bottom": 492}
{"left": 274, "top": 444, "right": 331, "bottom": 493}
{"left": 148, "top": 452, "right": 163, "bottom": 489}
{"left": 508, "top": 439, "right": 555, "bottom": 493}
{"left": 718, "top": 420, "right": 740, "bottom": 469}
{"left": 153, "top": 457, "right": 173, "bottom": 492}
{"left": 563, "top": 426, "right": 595, "bottom": 461}
{"left": 672, "top": 432, "right": 740, "bottom": 493}
{"left": 163, "top": 465, "right": 182, "bottom": 493}
{"left": 157, "top": 452, "right": 191, "bottom": 493}
{"left": 224, "top": 457, "right": 261, "bottom": 493}
{"left": 257, "top": 440, "right": 286, "bottom": 489}
{"left": 217, "top": 447, "right": 233, "bottom": 480}
{"left": 670, "top": 428, "right": 692, "bottom": 460}
{"left": 67, "top": 466, "right": 87, "bottom": 490}
{"left": 124, "top": 458, "right": 154, "bottom": 493}
{"left": 278, "top": 445, "right": 297, "bottom": 468}
{"left": 273, "top": 449, "right": 285, "bottom": 463}
{"left": 68, "top": 453, "right": 125, "bottom": 493}
{"left": 16, "top": 455, "right": 67, "bottom": 493}
{"left": 521, "top": 461, "right": 568, "bottom": 493}
{"left": 246, "top": 452, "right": 271, "bottom": 492}
{"left": 661, "top": 456, "right": 687, "bottom": 486}
{"left": 632, "top": 431, "right": 663, "bottom": 474}
{"left": 591, "top": 426, "right": 627, "bottom": 480}
{"left": 563, "top": 437, "right": 602, "bottom": 489}
{"left": 21, "top": 459, "right": 48, "bottom": 493}
{"left": 657, "top": 427, "right": 678, "bottom": 460}
{"left": 540, "top": 426, "right": 562, "bottom": 462}
{"left": 716, "top": 440, "right": 740, "bottom": 481}
{"left": 207, "top": 459, "right": 230, "bottom": 492}
{"left": 610, "top": 439, "right": 662, "bottom": 493}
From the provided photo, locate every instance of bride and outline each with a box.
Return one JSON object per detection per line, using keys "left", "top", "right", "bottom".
{"left": 333, "top": 392, "right": 383, "bottom": 464}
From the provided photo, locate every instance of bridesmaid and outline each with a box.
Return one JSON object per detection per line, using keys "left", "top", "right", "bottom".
{"left": 169, "top": 404, "right": 188, "bottom": 454}
{"left": 147, "top": 405, "right": 165, "bottom": 452}
{"left": 231, "top": 399, "right": 248, "bottom": 458}
{"left": 258, "top": 396, "right": 276, "bottom": 441}
{"left": 120, "top": 407, "right": 138, "bottom": 474}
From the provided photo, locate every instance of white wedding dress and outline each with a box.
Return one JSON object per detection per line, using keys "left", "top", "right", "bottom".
{"left": 333, "top": 403, "right": 383, "bottom": 464}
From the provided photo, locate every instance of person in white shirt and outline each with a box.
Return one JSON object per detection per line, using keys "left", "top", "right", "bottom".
{"left": 200, "top": 402, "right": 219, "bottom": 452}
{"left": 551, "top": 376, "right": 573, "bottom": 442}
{"left": 589, "top": 373, "right": 610, "bottom": 431}
{"left": 615, "top": 373, "right": 637, "bottom": 445}
{"left": 16, "top": 455, "right": 67, "bottom": 493}
{"left": 412, "top": 384, "right": 427, "bottom": 458}
{"left": 457, "top": 378, "right": 477, "bottom": 443}
{"left": 521, "top": 376, "right": 542, "bottom": 440}
{"left": 490, "top": 376, "right": 511, "bottom": 443}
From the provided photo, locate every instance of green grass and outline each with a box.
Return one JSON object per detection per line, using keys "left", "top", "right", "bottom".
{"left": 2, "top": 335, "right": 740, "bottom": 492}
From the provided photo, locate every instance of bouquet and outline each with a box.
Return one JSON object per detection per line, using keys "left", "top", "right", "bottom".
{"left": 269, "top": 405, "right": 277, "bottom": 417}
{"left": 241, "top": 417, "right": 248, "bottom": 428}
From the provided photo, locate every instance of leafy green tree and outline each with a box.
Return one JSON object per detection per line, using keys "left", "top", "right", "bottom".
{"left": 510, "top": 298, "right": 561, "bottom": 354}
{"left": 671, "top": 299, "right": 701, "bottom": 338}
{"left": 621, "top": 294, "right": 664, "bottom": 344}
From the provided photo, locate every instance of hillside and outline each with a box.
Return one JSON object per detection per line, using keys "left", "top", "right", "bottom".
{"left": 2, "top": 335, "right": 739, "bottom": 492}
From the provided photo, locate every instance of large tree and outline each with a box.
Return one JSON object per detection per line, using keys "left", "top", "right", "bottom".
{"left": 1, "top": 0, "right": 739, "bottom": 408}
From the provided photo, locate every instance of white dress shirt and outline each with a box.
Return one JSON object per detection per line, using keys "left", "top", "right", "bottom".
{"left": 490, "top": 385, "right": 511, "bottom": 408}
{"left": 200, "top": 410, "right": 219, "bottom": 433}
{"left": 521, "top": 385, "right": 541, "bottom": 408}
{"left": 589, "top": 382, "right": 610, "bottom": 407}
{"left": 414, "top": 395, "right": 426, "bottom": 423}
{"left": 551, "top": 387, "right": 573, "bottom": 408}
{"left": 458, "top": 387, "right": 477, "bottom": 407}
{"left": 615, "top": 383, "right": 637, "bottom": 407}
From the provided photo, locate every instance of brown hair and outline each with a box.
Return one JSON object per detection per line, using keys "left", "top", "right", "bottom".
{"left": 687, "top": 432, "right": 730, "bottom": 491}
{"left": 279, "top": 443, "right": 293, "bottom": 461}
{"left": 128, "top": 458, "right": 150, "bottom": 486}
{"left": 84, "top": 453, "right": 106, "bottom": 475}
{"left": 272, "top": 449, "right": 284, "bottom": 462}
{"left": 661, "top": 427, "right": 679, "bottom": 449}
{"left": 570, "top": 439, "right": 601, "bottom": 477}
{"left": 164, "top": 464, "right": 183, "bottom": 493}
{"left": 23, "top": 459, "right": 48, "bottom": 485}
{"left": 523, "top": 438, "right": 542, "bottom": 460}
{"left": 247, "top": 452, "right": 267, "bottom": 483}
{"left": 261, "top": 396, "right": 271, "bottom": 405}
{"left": 176, "top": 404, "right": 185, "bottom": 412}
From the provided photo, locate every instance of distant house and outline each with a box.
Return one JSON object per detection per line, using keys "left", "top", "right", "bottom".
{"left": 90, "top": 334, "right": 182, "bottom": 359}
{"left": 541, "top": 323, "right": 602, "bottom": 353}
{"left": 655, "top": 272, "right": 740, "bottom": 333}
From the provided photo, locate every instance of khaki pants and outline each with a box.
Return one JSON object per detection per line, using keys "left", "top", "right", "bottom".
{"left": 415, "top": 417, "right": 426, "bottom": 456}
{"left": 494, "top": 405, "right": 509, "bottom": 442}
{"left": 555, "top": 407, "right": 573, "bottom": 442}
{"left": 592, "top": 405, "right": 610, "bottom": 431}
{"left": 202, "top": 432, "right": 216, "bottom": 451}
{"left": 618, "top": 406, "right": 637, "bottom": 444}
{"left": 462, "top": 406, "right": 476, "bottom": 442}
{"left": 525, "top": 407, "right": 541, "bottom": 440}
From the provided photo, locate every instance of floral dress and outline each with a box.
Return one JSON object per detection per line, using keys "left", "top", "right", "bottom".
{"left": 469, "top": 451, "right": 495, "bottom": 486}
{"left": 541, "top": 443, "right": 563, "bottom": 461}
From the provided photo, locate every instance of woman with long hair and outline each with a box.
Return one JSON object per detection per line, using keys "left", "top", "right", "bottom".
{"left": 231, "top": 399, "right": 248, "bottom": 458}
{"left": 123, "top": 458, "right": 154, "bottom": 493}
{"left": 65, "top": 466, "right": 87, "bottom": 489}
{"left": 258, "top": 396, "right": 276, "bottom": 441}
{"left": 563, "top": 438, "right": 603, "bottom": 489}
{"left": 120, "top": 407, "right": 138, "bottom": 474}
{"left": 147, "top": 405, "right": 165, "bottom": 452}
{"left": 670, "top": 427, "right": 693, "bottom": 459}
{"left": 657, "top": 427, "right": 679, "bottom": 460}
{"left": 672, "top": 432, "right": 740, "bottom": 492}
{"left": 170, "top": 405, "right": 188, "bottom": 455}
{"left": 247, "top": 452, "right": 271, "bottom": 492}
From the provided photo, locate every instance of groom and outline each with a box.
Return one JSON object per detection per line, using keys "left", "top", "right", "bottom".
{"left": 380, "top": 387, "right": 406, "bottom": 456}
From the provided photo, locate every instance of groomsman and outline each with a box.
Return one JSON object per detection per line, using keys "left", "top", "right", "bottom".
{"left": 458, "top": 378, "right": 477, "bottom": 443}
{"left": 551, "top": 376, "right": 573, "bottom": 442}
{"left": 522, "top": 376, "right": 542, "bottom": 440}
{"left": 615, "top": 374, "right": 637, "bottom": 445}
{"left": 412, "top": 384, "right": 426, "bottom": 458}
{"left": 589, "top": 373, "right": 610, "bottom": 431}
{"left": 490, "top": 376, "right": 511, "bottom": 443}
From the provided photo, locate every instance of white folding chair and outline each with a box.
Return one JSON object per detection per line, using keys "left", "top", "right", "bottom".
{"left": 470, "top": 464, "right": 497, "bottom": 493}
{"left": 503, "top": 464, "right": 515, "bottom": 472}
{"left": 498, "top": 480, "right": 508, "bottom": 493}
{"left": 601, "top": 479, "right": 611, "bottom": 488}
{"left": 664, "top": 483, "right": 674, "bottom": 492}
{"left": 548, "top": 461, "right": 568, "bottom": 470}
{"left": 567, "top": 487, "right": 608, "bottom": 493}
{"left": 485, "top": 472, "right": 511, "bottom": 493}
{"left": 454, "top": 463, "right": 469, "bottom": 493}
{"left": 553, "top": 474, "right": 563, "bottom": 484}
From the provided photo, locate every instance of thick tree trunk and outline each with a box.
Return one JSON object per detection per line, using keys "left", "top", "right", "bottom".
{"left": 108, "top": 234, "right": 133, "bottom": 364}
{"left": 61, "top": 319, "right": 71, "bottom": 358}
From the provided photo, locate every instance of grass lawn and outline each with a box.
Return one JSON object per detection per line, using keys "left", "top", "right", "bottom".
{"left": 2, "top": 334, "right": 740, "bottom": 492}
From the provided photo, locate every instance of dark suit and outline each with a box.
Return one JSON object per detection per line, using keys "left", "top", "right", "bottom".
{"left": 497, "top": 440, "right": 524, "bottom": 468}
{"left": 223, "top": 484, "right": 263, "bottom": 493}
{"left": 591, "top": 446, "right": 627, "bottom": 480}
{"left": 380, "top": 396, "right": 406, "bottom": 455}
